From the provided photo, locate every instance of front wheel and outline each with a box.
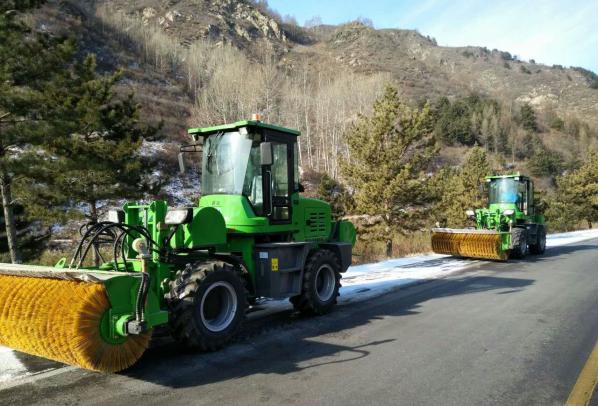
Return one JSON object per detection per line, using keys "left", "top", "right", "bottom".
{"left": 529, "top": 226, "right": 546, "bottom": 255}
{"left": 291, "top": 249, "right": 341, "bottom": 315}
{"left": 166, "top": 261, "right": 248, "bottom": 351}
{"left": 509, "top": 227, "right": 528, "bottom": 259}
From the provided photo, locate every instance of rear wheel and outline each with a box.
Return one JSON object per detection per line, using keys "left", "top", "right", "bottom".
{"left": 291, "top": 249, "right": 341, "bottom": 315}
{"left": 166, "top": 261, "right": 248, "bottom": 351}
{"left": 509, "top": 227, "right": 528, "bottom": 259}
{"left": 529, "top": 225, "right": 546, "bottom": 255}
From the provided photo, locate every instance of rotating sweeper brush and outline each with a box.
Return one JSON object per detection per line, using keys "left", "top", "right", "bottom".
{"left": 0, "top": 221, "right": 160, "bottom": 373}
{"left": 0, "top": 119, "right": 356, "bottom": 373}
{"left": 431, "top": 229, "right": 508, "bottom": 261}
{"left": 431, "top": 174, "right": 546, "bottom": 261}
{"left": 0, "top": 269, "right": 151, "bottom": 372}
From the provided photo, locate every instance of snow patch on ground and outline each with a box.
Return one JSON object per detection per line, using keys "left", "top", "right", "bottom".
{"left": 338, "top": 228, "right": 598, "bottom": 304}
{"left": 163, "top": 172, "right": 201, "bottom": 206}
{"left": 1, "top": 228, "right": 597, "bottom": 384}
{"left": 138, "top": 140, "right": 167, "bottom": 157}
{"left": 545, "top": 228, "right": 598, "bottom": 247}
{"left": 0, "top": 347, "right": 30, "bottom": 384}
{"left": 339, "top": 255, "right": 474, "bottom": 304}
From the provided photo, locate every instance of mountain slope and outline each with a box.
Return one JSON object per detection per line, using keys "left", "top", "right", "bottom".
{"left": 84, "top": 1, "right": 597, "bottom": 127}
{"left": 30, "top": 0, "right": 598, "bottom": 182}
{"left": 309, "top": 22, "right": 597, "bottom": 127}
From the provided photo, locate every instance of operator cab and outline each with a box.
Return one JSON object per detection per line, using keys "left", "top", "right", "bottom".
{"left": 186, "top": 117, "right": 300, "bottom": 223}
{"left": 487, "top": 175, "right": 534, "bottom": 215}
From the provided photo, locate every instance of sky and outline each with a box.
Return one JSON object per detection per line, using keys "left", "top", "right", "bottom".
{"left": 268, "top": 0, "right": 598, "bottom": 73}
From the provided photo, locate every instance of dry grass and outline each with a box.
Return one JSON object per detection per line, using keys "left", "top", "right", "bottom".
{"left": 28, "top": 249, "right": 71, "bottom": 266}
{"left": 94, "top": 5, "right": 389, "bottom": 177}
{"left": 352, "top": 231, "right": 432, "bottom": 264}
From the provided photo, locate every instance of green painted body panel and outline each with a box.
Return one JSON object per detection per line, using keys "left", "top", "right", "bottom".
{"left": 198, "top": 194, "right": 332, "bottom": 240}
{"left": 182, "top": 207, "right": 227, "bottom": 248}
{"left": 199, "top": 194, "right": 271, "bottom": 229}
{"left": 97, "top": 264, "right": 169, "bottom": 342}
{"left": 337, "top": 220, "right": 357, "bottom": 245}
{"left": 197, "top": 194, "right": 333, "bottom": 285}
{"left": 292, "top": 197, "right": 332, "bottom": 242}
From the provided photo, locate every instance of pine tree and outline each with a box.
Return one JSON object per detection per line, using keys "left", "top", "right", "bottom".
{"left": 342, "top": 85, "right": 436, "bottom": 257}
{"left": 527, "top": 139, "right": 564, "bottom": 178}
{"left": 46, "top": 55, "right": 163, "bottom": 224}
{"left": 553, "top": 153, "right": 598, "bottom": 228}
{"left": 317, "top": 173, "right": 354, "bottom": 219}
{"left": 519, "top": 103, "right": 537, "bottom": 132}
{"left": 0, "top": 3, "right": 74, "bottom": 262}
{"left": 432, "top": 147, "right": 493, "bottom": 227}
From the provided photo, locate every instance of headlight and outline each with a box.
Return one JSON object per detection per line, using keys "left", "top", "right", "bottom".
{"left": 503, "top": 209, "right": 515, "bottom": 216}
{"left": 108, "top": 209, "right": 124, "bottom": 223}
{"left": 165, "top": 208, "right": 193, "bottom": 225}
{"left": 465, "top": 209, "right": 475, "bottom": 217}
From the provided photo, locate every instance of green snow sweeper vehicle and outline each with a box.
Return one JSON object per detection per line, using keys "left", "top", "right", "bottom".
{"left": 0, "top": 119, "right": 356, "bottom": 372}
{"left": 432, "top": 174, "right": 546, "bottom": 261}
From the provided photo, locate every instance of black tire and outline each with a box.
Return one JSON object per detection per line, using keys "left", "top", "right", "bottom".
{"left": 509, "top": 227, "right": 528, "bottom": 259}
{"left": 529, "top": 225, "right": 546, "bottom": 255}
{"left": 166, "top": 261, "right": 248, "bottom": 351}
{"left": 290, "top": 249, "right": 341, "bottom": 315}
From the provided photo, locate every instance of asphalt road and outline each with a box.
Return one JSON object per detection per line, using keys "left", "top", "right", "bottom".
{"left": 1, "top": 239, "right": 597, "bottom": 405}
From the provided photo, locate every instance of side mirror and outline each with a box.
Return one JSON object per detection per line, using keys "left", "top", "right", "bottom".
{"left": 260, "top": 142, "right": 273, "bottom": 166}
{"left": 178, "top": 152, "right": 186, "bottom": 174}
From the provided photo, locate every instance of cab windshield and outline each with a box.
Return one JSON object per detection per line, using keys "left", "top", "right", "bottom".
{"left": 488, "top": 178, "right": 521, "bottom": 204}
{"left": 202, "top": 131, "right": 261, "bottom": 201}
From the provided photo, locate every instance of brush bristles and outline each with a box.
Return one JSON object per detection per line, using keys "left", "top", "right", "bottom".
{"left": 432, "top": 232, "right": 506, "bottom": 260}
{"left": 0, "top": 275, "right": 151, "bottom": 373}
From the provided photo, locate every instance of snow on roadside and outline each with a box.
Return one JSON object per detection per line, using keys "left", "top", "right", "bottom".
{"left": 339, "top": 255, "right": 474, "bottom": 304}
{"left": 338, "top": 228, "right": 598, "bottom": 304}
{"left": 1, "top": 228, "right": 597, "bottom": 384}
{"left": 0, "top": 347, "right": 31, "bottom": 384}
{"left": 545, "top": 228, "right": 598, "bottom": 247}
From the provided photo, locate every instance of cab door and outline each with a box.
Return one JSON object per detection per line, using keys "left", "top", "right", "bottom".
{"left": 263, "top": 133, "right": 295, "bottom": 224}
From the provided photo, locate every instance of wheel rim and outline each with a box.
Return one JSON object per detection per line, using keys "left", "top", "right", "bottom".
{"left": 315, "top": 264, "right": 336, "bottom": 302}
{"left": 200, "top": 281, "right": 238, "bottom": 333}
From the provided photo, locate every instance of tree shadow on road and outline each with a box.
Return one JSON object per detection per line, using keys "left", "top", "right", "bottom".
{"left": 122, "top": 274, "right": 534, "bottom": 389}
{"left": 507, "top": 243, "right": 597, "bottom": 266}
{"left": 535, "top": 244, "right": 596, "bottom": 259}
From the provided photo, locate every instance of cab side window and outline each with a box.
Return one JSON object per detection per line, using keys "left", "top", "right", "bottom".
{"left": 243, "top": 142, "right": 263, "bottom": 215}
{"left": 271, "top": 142, "right": 290, "bottom": 221}
{"left": 518, "top": 181, "right": 527, "bottom": 212}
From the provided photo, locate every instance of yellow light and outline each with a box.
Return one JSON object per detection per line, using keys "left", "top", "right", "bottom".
{"left": 251, "top": 113, "right": 261, "bottom": 121}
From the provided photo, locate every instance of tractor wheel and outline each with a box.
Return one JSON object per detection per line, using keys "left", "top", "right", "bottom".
{"left": 509, "top": 227, "right": 528, "bottom": 259}
{"left": 529, "top": 225, "right": 546, "bottom": 255}
{"left": 290, "top": 249, "right": 341, "bottom": 315}
{"left": 166, "top": 261, "right": 248, "bottom": 351}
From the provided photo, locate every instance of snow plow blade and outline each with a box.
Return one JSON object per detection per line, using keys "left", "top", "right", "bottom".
{"left": 431, "top": 228, "right": 508, "bottom": 261}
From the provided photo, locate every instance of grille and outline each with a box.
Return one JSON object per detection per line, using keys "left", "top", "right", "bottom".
{"left": 305, "top": 209, "right": 327, "bottom": 239}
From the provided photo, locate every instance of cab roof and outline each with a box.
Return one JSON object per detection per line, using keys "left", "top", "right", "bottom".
{"left": 188, "top": 120, "right": 300, "bottom": 137}
{"left": 485, "top": 173, "right": 530, "bottom": 181}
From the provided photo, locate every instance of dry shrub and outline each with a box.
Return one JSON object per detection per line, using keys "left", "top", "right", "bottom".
{"left": 95, "top": 6, "right": 391, "bottom": 177}
{"left": 353, "top": 231, "right": 432, "bottom": 264}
